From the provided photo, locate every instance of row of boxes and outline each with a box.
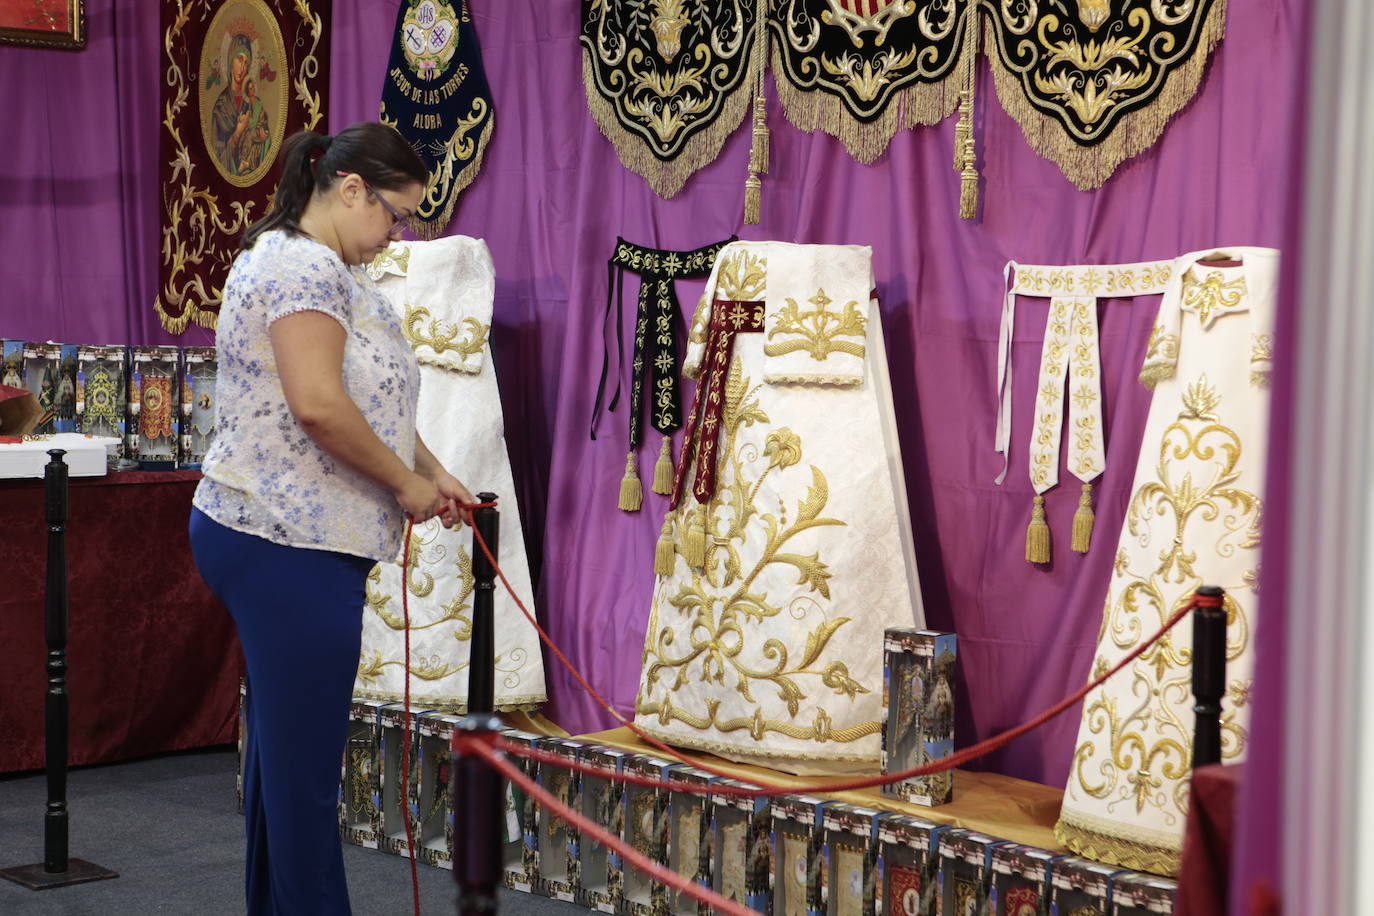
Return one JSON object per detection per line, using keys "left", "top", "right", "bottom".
{"left": 318, "top": 697, "right": 1177, "bottom": 916}
{"left": 1, "top": 339, "right": 216, "bottom": 468}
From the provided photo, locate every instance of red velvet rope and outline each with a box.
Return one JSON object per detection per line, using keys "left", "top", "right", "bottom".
{"left": 460, "top": 499, "right": 1223, "bottom": 795}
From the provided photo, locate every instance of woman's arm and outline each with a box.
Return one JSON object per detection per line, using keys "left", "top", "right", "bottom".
{"left": 416, "top": 434, "right": 476, "bottom": 526}
{"left": 271, "top": 310, "right": 441, "bottom": 521}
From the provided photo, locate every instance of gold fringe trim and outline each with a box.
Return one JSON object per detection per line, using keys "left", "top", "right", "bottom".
{"left": 635, "top": 701, "right": 883, "bottom": 750}
{"left": 350, "top": 687, "right": 546, "bottom": 716}
{"left": 769, "top": 45, "right": 960, "bottom": 165}
{"left": 1071, "top": 482, "right": 1095, "bottom": 554}
{"left": 581, "top": 54, "right": 753, "bottom": 199}
{"left": 1026, "top": 494, "right": 1050, "bottom": 564}
{"left": 654, "top": 514, "right": 676, "bottom": 577}
{"left": 618, "top": 451, "right": 643, "bottom": 512}
{"left": 1054, "top": 816, "right": 1181, "bottom": 877}
{"left": 984, "top": 1, "right": 1228, "bottom": 190}
{"left": 412, "top": 113, "right": 496, "bottom": 242}
{"left": 652, "top": 436, "right": 676, "bottom": 495}
{"left": 1138, "top": 361, "right": 1177, "bottom": 390}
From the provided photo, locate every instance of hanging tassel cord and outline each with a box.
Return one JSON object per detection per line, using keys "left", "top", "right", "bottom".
{"left": 956, "top": 7, "right": 980, "bottom": 219}
{"left": 1026, "top": 494, "right": 1051, "bottom": 564}
{"left": 1071, "top": 482, "right": 1096, "bottom": 553}
{"left": 651, "top": 435, "right": 676, "bottom": 495}
{"left": 743, "top": 0, "right": 769, "bottom": 224}
{"left": 618, "top": 450, "right": 643, "bottom": 511}
{"left": 456, "top": 499, "right": 1221, "bottom": 796}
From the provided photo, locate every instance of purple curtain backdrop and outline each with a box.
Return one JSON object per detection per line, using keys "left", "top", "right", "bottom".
{"left": 2, "top": 1, "right": 1303, "bottom": 871}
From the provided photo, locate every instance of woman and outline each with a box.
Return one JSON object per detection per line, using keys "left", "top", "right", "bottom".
{"left": 189, "top": 122, "right": 472, "bottom": 915}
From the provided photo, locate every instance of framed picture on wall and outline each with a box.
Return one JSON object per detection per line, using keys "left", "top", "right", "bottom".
{"left": 0, "top": 0, "right": 85, "bottom": 49}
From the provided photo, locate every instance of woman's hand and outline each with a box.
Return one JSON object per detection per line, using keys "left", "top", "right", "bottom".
{"left": 432, "top": 468, "right": 476, "bottom": 529}
{"left": 394, "top": 471, "right": 443, "bottom": 524}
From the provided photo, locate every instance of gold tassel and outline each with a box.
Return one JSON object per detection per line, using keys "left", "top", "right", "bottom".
{"left": 1026, "top": 494, "right": 1051, "bottom": 564}
{"left": 654, "top": 515, "right": 676, "bottom": 577}
{"left": 618, "top": 451, "right": 643, "bottom": 512}
{"left": 684, "top": 504, "right": 707, "bottom": 568}
{"left": 952, "top": 89, "right": 970, "bottom": 171}
{"left": 959, "top": 165, "right": 979, "bottom": 220}
{"left": 652, "top": 436, "right": 675, "bottom": 495}
{"left": 750, "top": 96, "right": 769, "bottom": 175}
{"left": 1071, "top": 483, "right": 1096, "bottom": 554}
{"left": 744, "top": 173, "right": 761, "bottom": 225}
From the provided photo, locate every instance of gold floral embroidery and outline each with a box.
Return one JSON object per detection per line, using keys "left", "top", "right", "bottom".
{"left": 763, "top": 288, "right": 867, "bottom": 361}
{"left": 1069, "top": 375, "right": 1259, "bottom": 849}
{"left": 402, "top": 305, "right": 489, "bottom": 367}
{"left": 1180, "top": 269, "right": 1248, "bottom": 329}
{"left": 638, "top": 361, "right": 875, "bottom": 742}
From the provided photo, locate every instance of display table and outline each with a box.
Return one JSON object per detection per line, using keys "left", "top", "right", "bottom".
{"left": 579, "top": 727, "right": 1066, "bottom": 851}
{"left": 0, "top": 469, "right": 242, "bottom": 773}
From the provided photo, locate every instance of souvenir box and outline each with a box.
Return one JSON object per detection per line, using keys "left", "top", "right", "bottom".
{"left": 622, "top": 754, "right": 679, "bottom": 916}
{"left": 500, "top": 730, "right": 544, "bottom": 892}
{"left": 22, "top": 341, "right": 61, "bottom": 435}
{"left": 129, "top": 345, "right": 181, "bottom": 469}
{"left": 577, "top": 744, "right": 631, "bottom": 912}
{"left": 710, "top": 778, "right": 773, "bottom": 913}
{"left": 378, "top": 704, "right": 418, "bottom": 858}
{"left": 180, "top": 345, "right": 217, "bottom": 468}
{"left": 771, "top": 794, "right": 832, "bottom": 916}
{"left": 534, "top": 737, "right": 582, "bottom": 901}
{"left": 76, "top": 345, "right": 129, "bottom": 452}
{"left": 53, "top": 344, "right": 79, "bottom": 433}
{"left": 935, "top": 830, "right": 1007, "bottom": 916}
{"left": 339, "top": 698, "right": 388, "bottom": 849}
{"left": 666, "top": 765, "right": 716, "bottom": 916}
{"left": 821, "top": 804, "right": 881, "bottom": 916}
{"left": 1049, "top": 856, "right": 1119, "bottom": 916}
{"left": 1, "top": 340, "right": 24, "bottom": 391}
{"left": 877, "top": 814, "right": 946, "bottom": 916}
{"left": 989, "top": 844, "right": 1057, "bottom": 916}
{"left": 1108, "top": 873, "right": 1176, "bottom": 915}
{"left": 413, "top": 711, "right": 460, "bottom": 869}
{"left": 882, "top": 629, "right": 957, "bottom": 807}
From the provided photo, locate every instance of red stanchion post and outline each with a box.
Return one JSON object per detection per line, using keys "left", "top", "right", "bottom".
{"left": 0, "top": 450, "right": 117, "bottom": 890}
{"left": 453, "top": 492, "right": 503, "bottom": 916}
{"left": 1191, "top": 585, "right": 1228, "bottom": 768}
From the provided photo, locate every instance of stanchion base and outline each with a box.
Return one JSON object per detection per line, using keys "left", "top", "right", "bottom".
{"left": 0, "top": 859, "right": 119, "bottom": 890}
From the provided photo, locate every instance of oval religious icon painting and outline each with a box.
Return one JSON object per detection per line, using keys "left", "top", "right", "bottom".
{"left": 197, "top": 0, "right": 288, "bottom": 188}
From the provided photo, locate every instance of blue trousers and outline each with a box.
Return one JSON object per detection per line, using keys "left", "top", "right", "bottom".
{"left": 191, "top": 509, "right": 375, "bottom": 916}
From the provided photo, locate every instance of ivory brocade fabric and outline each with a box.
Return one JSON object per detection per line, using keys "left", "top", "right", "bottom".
{"left": 634, "top": 241, "right": 925, "bottom": 774}
{"left": 1056, "top": 247, "right": 1278, "bottom": 874}
{"left": 353, "top": 237, "right": 547, "bottom": 712}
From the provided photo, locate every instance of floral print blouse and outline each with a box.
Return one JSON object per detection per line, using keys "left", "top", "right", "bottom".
{"left": 193, "top": 230, "right": 419, "bottom": 563}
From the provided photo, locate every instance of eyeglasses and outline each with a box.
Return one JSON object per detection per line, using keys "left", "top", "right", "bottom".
{"left": 336, "top": 171, "right": 415, "bottom": 236}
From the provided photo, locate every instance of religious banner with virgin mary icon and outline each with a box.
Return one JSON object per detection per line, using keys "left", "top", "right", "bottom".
{"left": 156, "top": 0, "right": 331, "bottom": 333}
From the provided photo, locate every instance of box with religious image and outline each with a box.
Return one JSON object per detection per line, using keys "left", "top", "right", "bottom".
{"left": 340, "top": 698, "right": 388, "bottom": 849}
{"left": 1, "top": 340, "right": 24, "bottom": 392}
{"left": 710, "top": 778, "right": 773, "bottom": 913}
{"left": 666, "top": 765, "right": 716, "bottom": 916}
{"left": 378, "top": 704, "right": 419, "bottom": 858}
{"left": 179, "top": 345, "right": 217, "bottom": 468}
{"left": 76, "top": 345, "right": 129, "bottom": 454}
{"left": 412, "top": 712, "right": 460, "bottom": 869}
{"left": 129, "top": 345, "right": 181, "bottom": 469}
{"left": 771, "top": 794, "right": 832, "bottom": 916}
{"left": 821, "top": 804, "right": 881, "bottom": 916}
{"left": 21, "top": 342, "right": 62, "bottom": 436}
{"left": 534, "top": 737, "right": 582, "bottom": 901}
{"left": 1048, "top": 856, "right": 1118, "bottom": 916}
{"left": 52, "top": 344, "right": 80, "bottom": 433}
{"left": 576, "top": 744, "right": 630, "bottom": 912}
{"left": 621, "top": 754, "right": 680, "bottom": 916}
{"left": 500, "top": 730, "right": 544, "bottom": 892}
{"left": 882, "top": 629, "right": 957, "bottom": 807}
{"left": 989, "top": 844, "right": 1058, "bottom": 915}
{"left": 935, "top": 830, "right": 1007, "bottom": 916}
{"left": 877, "top": 814, "right": 947, "bottom": 916}
{"left": 1107, "top": 872, "right": 1176, "bottom": 915}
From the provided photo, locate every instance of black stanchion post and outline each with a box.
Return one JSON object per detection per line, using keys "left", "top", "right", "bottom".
{"left": 0, "top": 450, "right": 117, "bottom": 890}
{"left": 453, "top": 492, "right": 502, "bottom": 916}
{"left": 1191, "top": 584, "right": 1228, "bottom": 768}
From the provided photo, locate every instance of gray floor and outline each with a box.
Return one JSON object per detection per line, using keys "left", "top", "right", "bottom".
{"left": 0, "top": 747, "right": 584, "bottom": 915}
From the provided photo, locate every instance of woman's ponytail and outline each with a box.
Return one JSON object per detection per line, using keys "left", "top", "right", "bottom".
{"left": 240, "top": 123, "right": 427, "bottom": 251}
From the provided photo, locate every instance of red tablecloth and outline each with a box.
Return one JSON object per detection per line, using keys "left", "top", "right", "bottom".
{"left": 0, "top": 469, "right": 242, "bottom": 773}
{"left": 1175, "top": 762, "right": 1240, "bottom": 916}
